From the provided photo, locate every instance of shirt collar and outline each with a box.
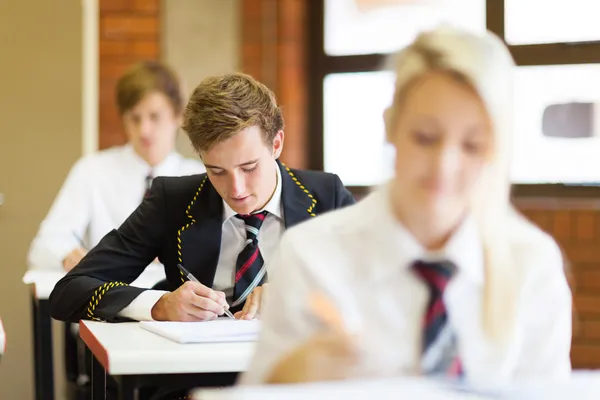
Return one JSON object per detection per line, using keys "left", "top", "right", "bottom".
{"left": 123, "top": 143, "right": 182, "bottom": 176}
{"left": 222, "top": 161, "right": 283, "bottom": 223}
{"left": 373, "top": 183, "right": 484, "bottom": 285}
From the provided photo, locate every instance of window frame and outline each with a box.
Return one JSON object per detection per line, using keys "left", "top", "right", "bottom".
{"left": 307, "top": 0, "right": 600, "bottom": 197}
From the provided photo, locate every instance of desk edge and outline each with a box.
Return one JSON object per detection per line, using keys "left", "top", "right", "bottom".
{"left": 79, "top": 321, "right": 110, "bottom": 371}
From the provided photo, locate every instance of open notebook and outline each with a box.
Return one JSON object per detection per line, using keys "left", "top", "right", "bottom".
{"left": 139, "top": 319, "right": 262, "bottom": 344}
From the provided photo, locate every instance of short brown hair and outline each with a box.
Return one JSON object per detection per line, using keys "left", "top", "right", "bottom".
{"left": 182, "top": 72, "right": 284, "bottom": 152}
{"left": 116, "top": 61, "right": 184, "bottom": 115}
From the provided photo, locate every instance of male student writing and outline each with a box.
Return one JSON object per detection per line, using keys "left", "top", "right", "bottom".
{"left": 49, "top": 72, "right": 355, "bottom": 323}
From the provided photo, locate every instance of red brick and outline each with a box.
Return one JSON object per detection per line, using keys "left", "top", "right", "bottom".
{"left": 99, "top": 0, "right": 131, "bottom": 12}
{"left": 571, "top": 344, "right": 600, "bottom": 368}
{"left": 552, "top": 210, "right": 572, "bottom": 241}
{"left": 100, "top": 40, "right": 159, "bottom": 58}
{"left": 101, "top": 15, "right": 158, "bottom": 39}
{"left": 574, "top": 269, "right": 600, "bottom": 291}
{"left": 521, "top": 210, "right": 552, "bottom": 233}
{"left": 574, "top": 294, "right": 600, "bottom": 315}
{"left": 99, "top": 129, "right": 127, "bottom": 150}
{"left": 131, "top": 0, "right": 159, "bottom": 13}
{"left": 579, "top": 320, "right": 600, "bottom": 340}
{"left": 574, "top": 211, "right": 596, "bottom": 240}
{"left": 100, "top": 59, "right": 138, "bottom": 79}
{"left": 563, "top": 243, "right": 600, "bottom": 264}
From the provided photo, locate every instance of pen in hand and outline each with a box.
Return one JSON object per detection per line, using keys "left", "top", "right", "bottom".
{"left": 176, "top": 264, "right": 235, "bottom": 319}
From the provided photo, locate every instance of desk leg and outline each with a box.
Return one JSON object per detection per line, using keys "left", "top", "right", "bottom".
{"left": 118, "top": 377, "right": 137, "bottom": 400}
{"left": 91, "top": 354, "right": 107, "bottom": 399}
{"left": 32, "top": 297, "right": 54, "bottom": 400}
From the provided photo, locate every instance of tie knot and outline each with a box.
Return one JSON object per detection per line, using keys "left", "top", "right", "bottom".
{"left": 412, "top": 260, "right": 457, "bottom": 294}
{"left": 236, "top": 211, "right": 268, "bottom": 239}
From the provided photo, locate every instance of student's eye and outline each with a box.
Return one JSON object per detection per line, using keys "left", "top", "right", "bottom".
{"left": 242, "top": 165, "right": 258, "bottom": 173}
{"left": 150, "top": 113, "right": 160, "bottom": 122}
{"left": 209, "top": 169, "right": 225, "bottom": 176}
{"left": 463, "top": 141, "right": 485, "bottom": 155}
{"left": 412, "top": 131, "right": 438, "bottom": 146}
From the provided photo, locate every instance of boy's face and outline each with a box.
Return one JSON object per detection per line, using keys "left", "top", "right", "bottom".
{"left": 201, "top": 126, "right": 284, "bottom": 215}
{"left": 122, "top": 91, "right": 180, "bottom": 166}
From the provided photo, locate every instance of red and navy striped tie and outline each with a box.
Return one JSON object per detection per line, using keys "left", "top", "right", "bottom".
{"left": 412, "top": 260, "right": 463, "bottom": 379}
{"left": 231, "top": 211, "right": 268, "bottom": 309}
{"left": 144, "top": 173, "right": 153, "bottom": 199}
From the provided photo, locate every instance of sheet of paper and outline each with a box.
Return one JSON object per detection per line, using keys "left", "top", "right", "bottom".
{"left": 139, "top": 319, "right": 261, "bottom": 344}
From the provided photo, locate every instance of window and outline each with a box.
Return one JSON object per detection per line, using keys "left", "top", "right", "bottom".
{"left": 308, "top": 0, "right": 600, "bottom": 189}
{"left": 505, "top": 0, "right": 600, "bottom": 45}
{"left": 323, "top": 72, "right": 395, "bottom": 186}
{"left": 511, "top": 64, "right": 600, "bottom": 183}
{"left": 324, "top": 0, "right": 485, "bottom": 56}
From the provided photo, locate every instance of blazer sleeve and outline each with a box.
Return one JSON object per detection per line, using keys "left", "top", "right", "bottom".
{"left": 332, "top": 174, "right": 356, "bottom": 208}
{"left": 49, "top": 178, "right": 168, "bottom": 323}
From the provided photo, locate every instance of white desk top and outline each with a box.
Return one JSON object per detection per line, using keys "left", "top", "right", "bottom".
{"left": 80, "top": 320, "right": 257, "bottom": 375}
{"left": 194, "top": 373, "right": 600, "bottom": 400}
{"left": 193, "top": 378, "right": 493, "bottom": 400}
{"left": 23, "top": 264, "right": 166, "bottom": 299}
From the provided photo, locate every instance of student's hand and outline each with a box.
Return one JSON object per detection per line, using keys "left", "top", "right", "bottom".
{"left": 267, "top": 293, "right": 360, "bottom": 383}
{"left": 62, "top": 247, "right": 87, "bottom": 271}
{"left": 151, "top": 281, "right": 229, "bottom": 322}
{"left": 268, "top": 328, "right": 360, "bottom": 383}
{"left": 234, "top": 283, "right": 267, "bottom": 320}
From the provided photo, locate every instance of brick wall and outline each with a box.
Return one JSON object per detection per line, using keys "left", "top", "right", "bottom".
{"left": 99, "top": 0, "right": 160, "bottom": 149}
{"left": 516, "top": 198, "right": 600, "bottom": 369}
{"left": 241, "top": 0, "right": 308, "bottom": 169}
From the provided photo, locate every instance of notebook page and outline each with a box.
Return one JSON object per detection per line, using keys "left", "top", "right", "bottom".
{"left": 139, "top": 319, "right": 262, "bottom": 344}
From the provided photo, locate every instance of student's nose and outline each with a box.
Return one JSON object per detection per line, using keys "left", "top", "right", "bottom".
{"left": 139, "top": 117, "right": 154, "bottom": 137}
{"left": 229, "top": 171, "right": 246, "bottom": 197}
{"left": 432, "top": 144, "right": 460, "bottom": 180}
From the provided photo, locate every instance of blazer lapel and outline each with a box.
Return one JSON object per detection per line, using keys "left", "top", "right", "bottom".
{"left": 279, "top": 160, "right": 316, "bottom": 228}
{"left": 178, "top": 179, "right": 223, "bottom": 287}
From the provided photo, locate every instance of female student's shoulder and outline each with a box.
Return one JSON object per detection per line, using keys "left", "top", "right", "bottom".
{"left": 507, "top": 211, "right": 572, "bottom": 379}
{"left": 284, "top": 188, "right": 380, "bottom": 245}
{"left": 509, "top": 211, "right": 565, "bottom": 276}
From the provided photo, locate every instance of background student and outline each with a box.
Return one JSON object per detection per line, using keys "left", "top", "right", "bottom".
{"left": 28, "top": 60, "right": 204, "bottom": 273}
{"left": 241, "top": 27, "right": 572, "bottom": 386}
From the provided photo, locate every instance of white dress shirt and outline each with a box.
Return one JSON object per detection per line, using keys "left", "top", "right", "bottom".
{"left": 213, "top": 165, "right": 284, "bottom": 299}
{"left": 28, "top": 144, "right": 205, "bottom": 270}
{"left": 118, "top": 163, "right": 285, "bottom": 320}
{"left": 241, "top": 184, "right": 572, "bottom": 386}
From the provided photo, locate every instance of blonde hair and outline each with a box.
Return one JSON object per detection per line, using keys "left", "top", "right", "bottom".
{"left": 182, "top": 73, "right": 284, "bottom": 153}
{"left": 386, "top": 27, "right": 518, "bottom": 342}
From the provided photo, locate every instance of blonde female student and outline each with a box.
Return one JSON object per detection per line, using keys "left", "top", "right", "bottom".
{"left": 241, "top": 27, "right": 572, "bottom": 387}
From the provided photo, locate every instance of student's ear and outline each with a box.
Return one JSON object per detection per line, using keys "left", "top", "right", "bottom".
{"left": 272, "top": 130, "right": 284, "bottom": 158}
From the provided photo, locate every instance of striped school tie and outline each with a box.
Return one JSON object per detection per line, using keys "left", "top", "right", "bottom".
{"left": 144, "top": 173, "right": 153, "bottom": 199}
{"left": 412, "top": 260, "right": 464, "bottom": 379}
{"left": 231, "top": 211, "right": 268, "bottom": 309}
